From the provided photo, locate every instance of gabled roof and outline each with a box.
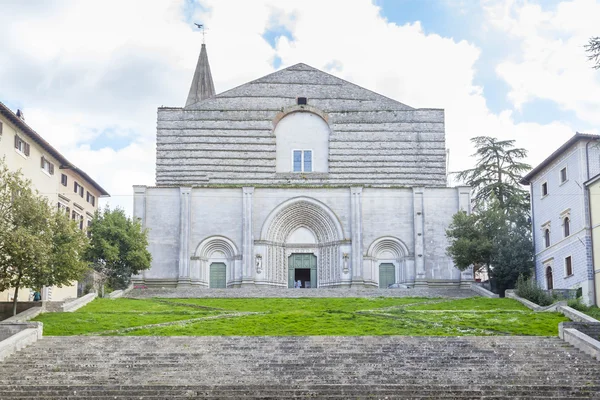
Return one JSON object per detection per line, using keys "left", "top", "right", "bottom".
{"left": 0, "top": 101, "right": 110, "bottom": 196}
{"left": 520, "top": 133, "right": 600, "bottom": 185}
{"left": 186, "top": 62, "right": 416, "bottom": 111}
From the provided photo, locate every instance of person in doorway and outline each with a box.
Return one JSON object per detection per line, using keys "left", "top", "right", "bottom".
{"left": 296, "top": 280, "right": 302, "bottom": 289}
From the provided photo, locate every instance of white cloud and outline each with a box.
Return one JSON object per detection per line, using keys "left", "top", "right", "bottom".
{"left": 486, "top": 0, "right": 600, "bottom": 124}
{"left": 0, "top": 0, "right": 597, "bottom": 215}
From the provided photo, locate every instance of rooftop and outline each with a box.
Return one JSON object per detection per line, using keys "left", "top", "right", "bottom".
{"left": 520, "top": 133, "right": 600, "bottom": 185}
{"left": 0, "top": 101, "right": 110, "bottom": 197}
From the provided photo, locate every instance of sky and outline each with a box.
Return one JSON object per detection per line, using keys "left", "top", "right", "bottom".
{"left": 1, "top": 0, "right": 599, "bottom": 214}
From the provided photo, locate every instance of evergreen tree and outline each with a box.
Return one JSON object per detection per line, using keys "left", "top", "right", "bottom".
{"left": 456, "top": 136, "right": 531, "bottom": 213}
{"left": 86, "top": 207, "right": 151, "bottom": 290}
{"left": 446, "top": 202, "right": 534, "bottom": 296}
{"left": 585, "top": 37, "right": 600, "bottom": 69}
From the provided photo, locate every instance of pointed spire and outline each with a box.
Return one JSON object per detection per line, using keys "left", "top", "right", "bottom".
{"left": 185, "top": 44, "right": 215, "bottom": 107}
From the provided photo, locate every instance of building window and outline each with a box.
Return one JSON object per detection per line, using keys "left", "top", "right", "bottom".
{"left": 544, "top": 229, "right": 551, "bottom": 248}
{"left": 71, "top": 210, "right": 84, "bottom": 230}
{"left": 546, "top": 266, "right": 553, "bottom": 289}
{"left": 560, "top": 167, "right": 567, "bottom": 184}
{"left": 14, "top": 135, "right": 30, "bottom": 156}
{"left": 565, "top": 256, "right": 573, "bottom": 276}
{"left": 61, "top": 174, "right": 68, "bottom": 186}
{"left": 297, "top": 97, "right": 307, "bottom": 105}
{"left": 541, "top": 182, "right": 548, "bottom": 197}
{"left": 74, "top": 182, "right": 84, "bottom": 197}
{"left": 40, "top": 157, "right": 55, "bottom": 175}
{"left": 57, "top": 202, "right": 68, "bottom": 213}
{"left": 563, "top": 217, "right": 570, "bottom": 237}
{"left": 293, "top": 150, "right": 312, "bottom": 172}
{"left": 86, "top": 191, "right": 95, "bottom": 207}
{"left": 0, "top": 121, "right": 3, "bottom": 135}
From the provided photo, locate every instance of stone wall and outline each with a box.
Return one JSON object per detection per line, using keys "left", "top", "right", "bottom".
{"left": 0, "top": 302, "right": 42, "bottom": 321}
{"left": 155, "top": 64, "right": 446, "bottom": 187}
{"left": 134, "top": 185, "right": 471, "bottom": 289}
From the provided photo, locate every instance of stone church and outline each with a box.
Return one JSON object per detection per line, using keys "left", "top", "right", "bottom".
{"left": 132, "top": 43, "right": 472, "bottom": 289}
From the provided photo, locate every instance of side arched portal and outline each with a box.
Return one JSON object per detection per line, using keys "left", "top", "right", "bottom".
{"left": 192, "top": 236, "right": 240, "bottom": 288}
{"left": 258, "top": 197, "right": 346, "bottom": 287}
{"left": 366, "top": 237, "right": 411, "bottom": 287}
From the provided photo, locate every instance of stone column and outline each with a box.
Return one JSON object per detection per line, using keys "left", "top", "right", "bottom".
{"left": 242, "top": 187, "right": 255, "bottom": 287}
{"left": 178, "top": 187, "right": 192, "bottom": 287}
{"left": 413, "top": 188, "right": 426, "bottom": 287}
{"left": 350, "top": 187, "right": 364, "bottom": 286}
{"left": 132, "top": 186, "right": 147, "bottom": 284}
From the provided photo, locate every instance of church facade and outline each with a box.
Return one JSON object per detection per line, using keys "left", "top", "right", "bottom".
{"left": 132, "top": 44, "right": 472, "bottom": 289}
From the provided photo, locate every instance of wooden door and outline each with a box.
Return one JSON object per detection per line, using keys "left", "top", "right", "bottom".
{"left": 379, "top": 263, "right": 395, "bottom": 289}
{"left": 210, "top": 262, "right": 226, "bottom": 288}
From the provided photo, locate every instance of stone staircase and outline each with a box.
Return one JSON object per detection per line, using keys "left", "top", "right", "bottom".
{"left": 1, "top": 336, "right": 599, "bottom": 399}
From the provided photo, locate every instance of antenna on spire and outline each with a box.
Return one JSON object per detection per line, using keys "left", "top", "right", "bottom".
{"left": 194, "top": 23, "right": 207, "bottom": 44}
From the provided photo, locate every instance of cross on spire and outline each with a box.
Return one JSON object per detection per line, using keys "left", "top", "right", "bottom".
{"left": 194, "top": 23, "right": 208, "bottom": 44}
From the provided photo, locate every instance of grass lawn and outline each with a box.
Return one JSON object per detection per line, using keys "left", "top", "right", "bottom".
{"left": 33, "top": 297, "right": 569, "bottom": 336}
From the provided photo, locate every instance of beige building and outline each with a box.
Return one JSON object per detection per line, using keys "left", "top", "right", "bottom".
{"left": 586, "top": 175, "right": 600, "bottom": 306}
{"left": 0, "top": 101, "right": 109, "bottom": 302}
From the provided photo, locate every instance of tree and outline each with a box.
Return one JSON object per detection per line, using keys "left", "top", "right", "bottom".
{"left": 455, "top": 136, "right": 531, "bottom": 213}
{"left": 446, "top": 202, "right": 534, "bottom": 296}
{"left": 86, "top": 207, "right": 151, "bottom": 290}
{"left": 0, "top": 159, "right": 89, "bottom": 315}
{"left": 585, "top": 37, "right": 600, "bottom": 69}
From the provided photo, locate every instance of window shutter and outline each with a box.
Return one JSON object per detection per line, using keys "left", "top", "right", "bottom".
{"left": 41, "top": 157, "right": 45, "bottom": 168}
{"left": 0, "top": 121, "right": 3, "bottom": 134}
{"left": 49, "top": 163, "right": 54, "bottom": 175}
{"left": 25, "top": 143, "right": 30, "bottom": 156}
{"left": 14, "top": 135, "right": 18, "bottom": 149}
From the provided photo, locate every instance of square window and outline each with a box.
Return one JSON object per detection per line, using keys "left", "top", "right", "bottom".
{"left": 14, "top": 135, "right": 30, "bottom": 156}
{"left": 565, "top": 256, "right": 572, "bottom": 276}
{"left": 40, "top": 157, "right": 54, "bottom": 175}
{"left": 292, "top": 150, "right": 313, "bottom": 172}
{"left": 560, "top": 167, "right": 567, "bottom": 183}
{"left": 541, "top": 182, "right": 548, "bottom": 196}
{"left": 297, "top": 97, "right": 307, "bottom": 105}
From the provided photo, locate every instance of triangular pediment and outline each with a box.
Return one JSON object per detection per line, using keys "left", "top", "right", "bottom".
{"left": 186, "top": 63, "right": 414, "bottom": 111}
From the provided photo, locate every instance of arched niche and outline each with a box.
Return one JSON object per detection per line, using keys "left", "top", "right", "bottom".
{"left": 273, "top": 111, "right": 330, "bottom": 173}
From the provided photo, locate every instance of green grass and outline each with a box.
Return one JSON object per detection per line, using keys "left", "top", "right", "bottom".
{"left": 33, "top": 297, "right": 569, "bottom": 337}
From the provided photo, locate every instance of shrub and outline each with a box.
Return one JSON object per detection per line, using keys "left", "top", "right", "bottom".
{"left": 515, "top": 275, "right": 554, "bottom": 306}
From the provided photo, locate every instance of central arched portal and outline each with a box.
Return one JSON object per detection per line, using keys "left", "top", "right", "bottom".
{"left": 259, "top": 197, "right": 345, "bottom": 288}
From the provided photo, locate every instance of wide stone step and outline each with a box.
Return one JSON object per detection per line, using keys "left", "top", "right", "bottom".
{"left": 1, "top": 385, "right": 600, "bottom": 398}
{"left": 2, "top": 336, "right": 600, "bottom": 399}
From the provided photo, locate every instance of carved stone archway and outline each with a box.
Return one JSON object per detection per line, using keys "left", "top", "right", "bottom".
{"left": 192, "top": 235, "right": 240, "bottom": 287}
{"left": 366, "top": 236, "right": 411, "bottom": 286}
{"left": 258, "top": 197, "right": 346, "bottom": 287}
